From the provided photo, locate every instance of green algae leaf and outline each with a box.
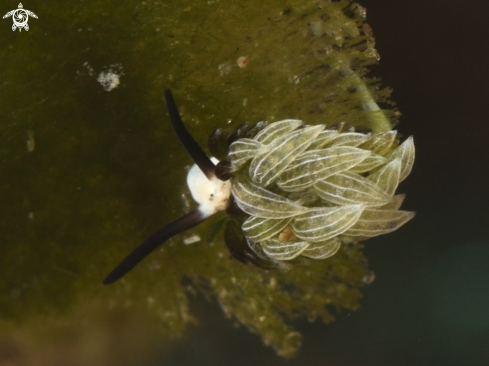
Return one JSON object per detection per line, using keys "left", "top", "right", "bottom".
{"left": 193, "top": 241, "right": 369, "bottom": 357}
{"left": 0, "top": 0, "right": 397, "bottom": 358}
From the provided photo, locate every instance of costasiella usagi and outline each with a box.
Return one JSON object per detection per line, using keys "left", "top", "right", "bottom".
{"left": 103, "top": 89, "right": 415, "bottom": 285}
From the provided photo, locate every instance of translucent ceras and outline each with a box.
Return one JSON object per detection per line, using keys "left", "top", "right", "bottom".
{"left": 103, "top": 90, "right": 415, "bottom": 284}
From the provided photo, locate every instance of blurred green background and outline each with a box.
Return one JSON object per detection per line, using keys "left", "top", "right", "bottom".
{"left": 1, "top": 0, "right": 489, "bottom": 365}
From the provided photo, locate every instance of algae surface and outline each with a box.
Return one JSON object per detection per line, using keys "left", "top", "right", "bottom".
{"left": 0, "top": 0, "right": 395, "bottom": 356}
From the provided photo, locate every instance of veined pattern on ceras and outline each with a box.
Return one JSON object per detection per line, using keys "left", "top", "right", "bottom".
{"left": 228, "top": 118, "right": 415, "bottom": 263}
{"left": 103, "top": 89, "right": 414, "bottom": 284}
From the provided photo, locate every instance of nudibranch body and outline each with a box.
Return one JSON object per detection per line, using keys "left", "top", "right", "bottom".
{"left": 103, "top": 90, "right": 414, "bottom": 284}
{"left": 227, "top": 119, "right": 414, "bottom": 264}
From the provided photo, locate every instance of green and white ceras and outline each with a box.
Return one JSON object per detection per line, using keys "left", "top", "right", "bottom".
{"left": 222, "top": 119, "right": 415, "bottom": 261}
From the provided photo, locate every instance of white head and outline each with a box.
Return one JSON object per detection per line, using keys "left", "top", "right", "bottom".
{"left": 187, "top": 157, "right": 232, "bottom": 217}
{"left": 104, "top": 90, "right": 236, "bottom": 285}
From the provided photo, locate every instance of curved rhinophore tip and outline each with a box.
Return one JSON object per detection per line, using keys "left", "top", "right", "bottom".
{"left": 164, "top": 89, "right": 216, "bottom": 180}
{"left": 103, "top": 208, "right": 208, "bottom": 285}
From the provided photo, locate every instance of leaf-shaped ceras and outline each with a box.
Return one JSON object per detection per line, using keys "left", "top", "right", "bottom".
{"left": 357, "top": 130, "right": 397, "bottom": 156}
{"left": 314, "top": 171, "right": 391, "bottom": 206}
{"left": 348, "top": 131, "right": 397, "bottom": 173}
{"left": 104, "top": 89, "right": 416, "bottom": 284}
{"left": 228, "top": 138, "right": 269, "bottom": 170}
{"left": 301, "top": 237, "right": 342, "bottom": 259}
{"left": 322, "top": 132, "right": 371, "bottom": 147}
{"left": 261, "top": 239, "right": 310, "bottom": 260}
{"left": 386, "top": 136, "right": 415, "bottom": 182}
{"left": 249, "top": 125, "right": 325, "bottom": 187}
{"left": 291, "top": 204, "right": 365, "bottom": 241}
{"left": 277, "top": 147, "right": 371, "bottom": 192}
{"left": 343, "top": 208, "right": 415, "bottom": 239}
{"left": 348, "top": 153, "right": 387, "bottom": 174}
{"left": 242, "top": 215, "right": 293, "bottom": 242}
{"left": 367, "top": 158, "right": 401, "bottom": 197}
{"left": 378, "top": 194, "right": 406, "bottom": 210}
{"left": 306, "top": 129, "right": 339, "bottom": 150}
{"left": 231, "top": 176, "right": 309, "bottom": 218}
{"left": 253, "top": 119, "right": 303, "bottom": 144}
